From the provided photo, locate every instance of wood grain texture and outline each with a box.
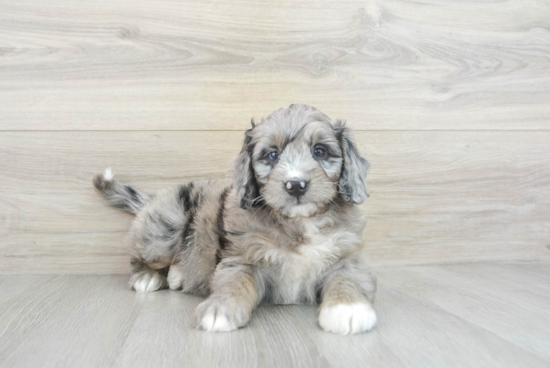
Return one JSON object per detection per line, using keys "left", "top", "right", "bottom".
{"left": 1, "top": 0, "right": 550, "bottom": 130}
{"left": 377, "top": 264, "right": 550, "bottom": 361}
{"left": 0, "top": 264, "right": 549, "bottom": 368}
{"left": 1, "top": 0, "right": 550, "bottom": 272}
{"left": 0, "top": 131, "right": 549, "bottom": 273}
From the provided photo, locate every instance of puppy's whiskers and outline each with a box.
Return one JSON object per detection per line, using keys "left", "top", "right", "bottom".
{"left": 250, "top": 195, "right": 269, "bottom": 214}
{"left": 328, "top": 198, "right": 342, "bottom": 211}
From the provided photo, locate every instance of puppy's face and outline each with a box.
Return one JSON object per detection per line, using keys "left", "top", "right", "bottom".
{"left": 252, "top": 115, "right": 342, "bottom": 217}
{"left": 234, "top": 104, "right": 369, "bottom": 217}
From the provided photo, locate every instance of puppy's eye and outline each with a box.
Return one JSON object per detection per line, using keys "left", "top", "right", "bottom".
{"left": 313, "top": 146, "right": 327, "bottom": 158}
{"left": 268, "top": 152, "right": 279, "bottom": 161}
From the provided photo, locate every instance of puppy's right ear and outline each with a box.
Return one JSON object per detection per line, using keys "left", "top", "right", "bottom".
{"left": 233, "top": 124, "right": 260, "bottom": 209}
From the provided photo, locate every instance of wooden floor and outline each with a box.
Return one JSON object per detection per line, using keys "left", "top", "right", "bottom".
{"left": 0, "top": 264, "right": 548, "bottom": 368}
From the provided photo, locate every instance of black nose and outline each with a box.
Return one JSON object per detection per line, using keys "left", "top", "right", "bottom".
{"left": 285, "top": 180, "right": 308, "bottom": 197}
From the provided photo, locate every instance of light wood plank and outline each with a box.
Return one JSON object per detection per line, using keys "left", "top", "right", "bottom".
{"left": 0, "top": 131, "right": 549, "bottom": 273}
{"left": 375, "top": 264, "right": 550, "bottom": 361}
{"left": 113, "top": 296, "right": 330, "bottom": 368}
{"left": 1, "top": 265, "right": 550, "bottom": 367}
{"left": 1, "top": 0, "right": 549, "bottom": 130}
{"left": 0, "top": 275, "right": 142, "bottom": 368}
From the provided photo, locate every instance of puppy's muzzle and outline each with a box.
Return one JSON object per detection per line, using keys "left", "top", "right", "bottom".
{"left": 285, "top": 180, "right": 309, "bottom": 198}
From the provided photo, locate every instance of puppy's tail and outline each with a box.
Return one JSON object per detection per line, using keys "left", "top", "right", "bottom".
{"left": 93, "top": 168, "right": 150, "bottom": 214}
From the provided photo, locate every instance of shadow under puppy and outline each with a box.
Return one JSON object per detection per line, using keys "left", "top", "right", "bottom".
{"left": 93, "top": 104, "right": 377, "bottom": 334}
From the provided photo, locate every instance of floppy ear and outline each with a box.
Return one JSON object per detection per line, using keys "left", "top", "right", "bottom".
{"left": 233, "top": 125, "right": 261, "bottom": 209}
{"left": 335, "top": 121, "right": 370, "bottom": 204}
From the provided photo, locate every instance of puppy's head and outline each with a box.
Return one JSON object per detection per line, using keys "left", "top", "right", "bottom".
{"left": 233, "top": 104, "right": 369, "bottom": 217}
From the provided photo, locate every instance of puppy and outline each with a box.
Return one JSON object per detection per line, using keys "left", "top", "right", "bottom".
{"left": 93, "top": 104, "right": 377, "bottom": 335}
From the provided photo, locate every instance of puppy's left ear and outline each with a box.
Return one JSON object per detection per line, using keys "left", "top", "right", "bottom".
{"left": 335, "top": 121, "right": 370, "bottom": 204}
{"left": 233, "top": 123, "right": 261, "bottom": 209}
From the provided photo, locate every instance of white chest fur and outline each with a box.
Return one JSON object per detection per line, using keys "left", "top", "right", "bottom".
{"left": 266, "top": 217, "right": 360, "bottom": 304}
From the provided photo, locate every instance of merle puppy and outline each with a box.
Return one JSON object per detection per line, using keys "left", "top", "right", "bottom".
{"left": 93, "top": 104, "right": 377, "bottom": 334}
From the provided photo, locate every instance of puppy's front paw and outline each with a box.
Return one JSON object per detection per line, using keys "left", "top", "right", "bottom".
{"left": 319, "top": 302, "right": 377, "bottom": 335}
{"left": 194, "top": 298, "right": 251, "bottom": 332}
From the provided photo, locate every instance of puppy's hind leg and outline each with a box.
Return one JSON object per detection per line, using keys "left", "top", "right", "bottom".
{"left": 129, "top": 257, "right": 168, "bottom": 293}
{"left": 167, "top": 265, "right": 184, "bottom": 290}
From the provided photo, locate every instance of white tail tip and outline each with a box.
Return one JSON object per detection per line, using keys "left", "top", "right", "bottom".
{"left": 103, "top": 167, "right": 114, "bottom": 181}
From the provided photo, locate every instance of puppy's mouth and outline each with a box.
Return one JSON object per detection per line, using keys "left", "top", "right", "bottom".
{"left": 281, "top": 201, "right": 319, "bottom": 218}
{"left": 277, "top": 193, "right": 324, "bottom": 217}
{"left": 261, "top": 180, "right": 329, "bottom": 217}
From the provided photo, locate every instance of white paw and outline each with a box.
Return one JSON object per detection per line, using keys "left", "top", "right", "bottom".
{"left": 319, "top": 302, "right": 377, "bottom": 335}
{"left": 132, "top": 272, "right": 164, "bottom": 292}
{"left": 195, "top": 298, "right": 250, "bottom": 332}
{"left": 167, "top": 266, "right": 184, "bottom": 290}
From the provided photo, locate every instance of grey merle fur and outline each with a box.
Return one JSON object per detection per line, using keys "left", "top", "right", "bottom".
{"left": 93, "top": 104, "right": 377, "bottom": 334}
